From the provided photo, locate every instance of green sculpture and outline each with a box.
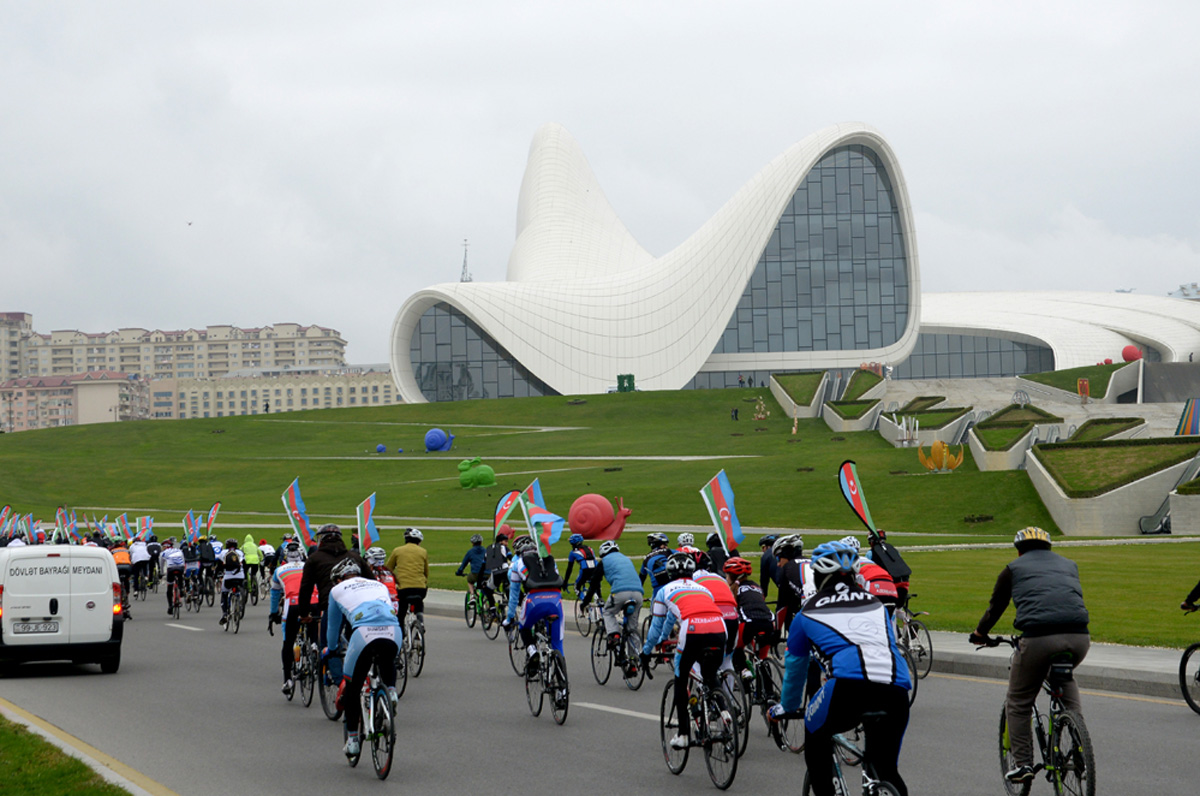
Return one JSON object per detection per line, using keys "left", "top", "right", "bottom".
{"left": 458, "top": 457, "right": 497, "bottom": 489}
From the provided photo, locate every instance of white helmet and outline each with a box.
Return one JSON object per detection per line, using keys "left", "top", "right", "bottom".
{"left": 598, "top": 541, "right": 620, "bottom": 557}
{"left": 366, "top": 546, "right": 387, "bottom": 567}
{"left": 677, "top": 532, "right": 694, "bottom": 548}
{"left": 283, "top": 542, "right": 304, "bottom": 563}
{"left": 772, "top": 534, "right": 804, "bottom": 559}
{"left": 838, "top": 535, "right": 861, "bottom": 553}
{"left": 404, "top": 527, "right": 424, "bottom": 543}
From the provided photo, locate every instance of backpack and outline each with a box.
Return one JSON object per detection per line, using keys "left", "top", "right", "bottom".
{"left": 869, "top": 539, "right": 912, "bottom": 583}
{"left": 522, "top": 553, "right": 563, "bottom": 590}
{"left": 485, "top": 542, "right": 509, "bottom": 573}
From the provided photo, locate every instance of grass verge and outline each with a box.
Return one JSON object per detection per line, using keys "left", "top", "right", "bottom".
{"left": 1033, "top": 437, "right": 1200, "bottom": 498}
{"left": 826, "top": 399, "right": 879, "bottom": 420}
{"left": 1023, "top": 362, "right": 1127, "bottom": 397}
{"left": 1069, "top": 417, "right": 1145, "bottom": 442}
{"left": 841, "top": 370, "right": 883, "bottom": 401}
{"left": 0, "top": 714, "right": 131, "bottom": 796}
{"left": 774, "top": 371, "right": 825, "bottom": 406}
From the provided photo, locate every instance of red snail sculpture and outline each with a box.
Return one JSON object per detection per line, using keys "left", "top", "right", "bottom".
{"left": 567, "top": 494, "right": 632, "bottom": 540}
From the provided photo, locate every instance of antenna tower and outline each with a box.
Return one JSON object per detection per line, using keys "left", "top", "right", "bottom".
{"left": 459, "top": 238, "right": 472, "bottom": 282}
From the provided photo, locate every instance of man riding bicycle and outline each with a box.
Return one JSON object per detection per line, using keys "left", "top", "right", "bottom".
{"left": 269, "top": 542, "right": 312, "bottom": 696}
{"left": 160, "top": 538, "right": 186, "bottom": 615}
{"left": 723, "top": 556, "right": 775, "bottom": 677}
{"left": 639, "top": 532, "right": 672, "bottom": 595}
{"left": 454, "top": 534, "right": 488, "bottom": 600}
{"left": 770, "top": 541, "right": 910, "bottom": 796}
{"left": 297, "top": 524, "right": 373, "bottom": 682}
{"left": 325, "top": 558, "right": 401, "bottom": 759}
{"left": 969, "top": 527, "right": 1090, "bottom": 784}
{"left": 562, "top": 534, "right": 599, "bottom": 595}
{"left": 367, "top": 547, "right": 399, "bottom": 614}
{"left": 218, "top": 538, "right": 246, "bottom": 627}
{"left": 580, "top": 540, "right": 642, "bottom": 664}
{"left": 386, "top": 528, "right": 429, "bottom": 630}
{"left": 503, "top": 536, "right": 565, "bottom": 676}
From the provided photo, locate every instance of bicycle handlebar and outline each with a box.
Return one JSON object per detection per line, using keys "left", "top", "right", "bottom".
{"left": 973, "top": 634, "right": 1016, "bottom": 650}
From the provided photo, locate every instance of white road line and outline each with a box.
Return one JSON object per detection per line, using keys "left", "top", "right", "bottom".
{"left": 165, "top": 623, "right": 203, "bottom": 632}
{"left": 574, "top": 701, "right": 658, "bottom": 722}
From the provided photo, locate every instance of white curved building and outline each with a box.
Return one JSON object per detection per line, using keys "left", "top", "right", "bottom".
{"left": 392, "top": 122, "right": 922, "bottom": 402}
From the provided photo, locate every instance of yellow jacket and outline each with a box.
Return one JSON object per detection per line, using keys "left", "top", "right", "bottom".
{"left": 386, "top": 543, "right": 429, "bottom": 589}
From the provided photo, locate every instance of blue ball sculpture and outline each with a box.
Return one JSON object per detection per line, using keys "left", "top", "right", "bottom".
{"left": 424, "top": 428, "right": 455, "bottom": 452}
{"left": 376, "top": 444, "right": 387, "bottom": 453}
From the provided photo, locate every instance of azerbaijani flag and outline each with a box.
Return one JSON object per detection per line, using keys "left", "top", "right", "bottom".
{"left": 523, "top": 479, "right": 546, "bottom": 511}
{"left": 493, "top": 490, "right": 521, "bottom": 536}
{"left": 1, "top": 506, "right": 12, "bottom": 532}
{"left": 183, "top": 510, "right": 197, "bottom": 543}
{"left": 205, "top": 502, "right": 221, "bottom": 534}
{"left": 356, "top": 493, "right": 379, "bottom": 552}
{"left": 838, "top": 460, "right": 877, "bottom": 535}
{"left": 98, "top": 515, "right": 110, "bottom": 539}
{"left": 519, "top": 493, "right": 564, "bottom": 557}
{"left": 116, "top": 514, "right": 131, "bottom": 543}
{"left": 32, "top": 519, "right": 45, "bottom": 544}
{"left": 282, "top": 478, "right": 314, "bottom": 548}
{"left": 138, "top": 516, "right": 153, "bottom": 540}
{"left": 700, "top": 470, "right": 744, "bottom": 553}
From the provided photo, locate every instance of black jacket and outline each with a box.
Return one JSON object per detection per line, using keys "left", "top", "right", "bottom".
{"left": 296, "top": 537, "right": 371, "bottom": 617}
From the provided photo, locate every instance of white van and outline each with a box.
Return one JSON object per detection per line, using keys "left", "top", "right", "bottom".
{"left": 0, "top": 545, "right": 124, "bottom": 673}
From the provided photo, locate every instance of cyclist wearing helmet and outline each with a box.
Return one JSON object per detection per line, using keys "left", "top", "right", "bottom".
{"left": 771, "top": 541, "right": 910, "bottom": 796}
{"left": 705, "top": 531, "right": 731, "bottom": 572}
{"left": 758, "top": 534, "right": 779, "bottom": 600}
{"left": 581, "top": 541, "right": 643, "bottom": 664}
{"left": 386, "top": 528, "right": 429, "bottom": 629}
{"left": 297, "top": 524, "right": 372, "bottom": 673}
{"left": 130, "top": 535, "right": 151, "bottom": 595}
{"left": 969, "top": 527, "right": 1089, "bottom": 785}
{"left": 640, "top": 552, "right": 726, "bottom": 750}
{"left": 773, "top": 534, "right": 813, "bottom": 632}
{"left": 326, "top": 557, "right": 401, "bottom": 759}
{"left": 675, "top": 532, "right": 695, "bottom": 552}
{"left": 366, "top": 547, "right": 399, "bottom": 613}
{"left": 218, "top": 539, "right": 246, "bottom": 627}
{"left": 723, "top": 556, "right": 775, "bottom": 675}
{"left": 196, "top": 534, "right": 217, "bottom": 590}
{"left": 258, "top": 538, "right": 278, "bottom": 575}
{"left": 484, "top": 529, "right": 513, "bottom": 611}
{"left": 242, "top": 534, "right": 262, "bottom": 588}
{"left": 640, "top": 533, "right": 672, "bottom": 594}
{"left": 160, "top": 538, "right": 186, "bottom": 615}
{"left": 692, "top": 551, "right": 740, "bottom": 674}
{"left": 269, "top": 542, "right": 314, "bottom": 695}
{"left": 145, "top": 534, "right": 162, "bottom": 578}
{"left": 454, "top": 533, "right": 489, "bottom": 599}
{"left": 110, "top": 538, "right": 133, "bottom": 618}
{"left": 503, "top": 535, "right": 565, "bottom": 676}
{"left": 562, "top": 534, "right": 599, "bottom": 596}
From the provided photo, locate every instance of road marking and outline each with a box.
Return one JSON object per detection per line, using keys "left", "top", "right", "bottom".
{"left": 931, "top": 672, "right": 1185, "bottom": 706}
{"left": 165, "top": 623, "right": 203, "bottom": 632}
{"left": 0, "top": 696, "right": 182, "bottom": 796}
{"left": 575, "top": 701, "right": 658, "bottom": 722}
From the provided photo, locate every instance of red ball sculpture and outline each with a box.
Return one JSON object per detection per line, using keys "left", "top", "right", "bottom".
{"left": 1121, "top": 345, "right": 1142, "bottom": 362}
{"left": 567, "top": 494, "right": 632, "bottom": 541}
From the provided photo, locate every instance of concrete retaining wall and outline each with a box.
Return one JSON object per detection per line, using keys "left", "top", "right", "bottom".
{"left": 1016, "top": 361, "right": 1140, "bottom": 405}
{"left": 878, "top": 410, "right": 973, "bottom": 448}
{"left": 967, "top": 427, "right": 1033, "bottom": 471}
{"left": 822, "top": 399, "right": 882, "bottom": 433}
{"left": 1168, "top": 491, "right": 1200, "bottom": 535}
{"left": 771, "top": 372, "right": 828, "bottom": 419}
{"left": 1025, "top": 450, "right": 1195, "bottom": 536}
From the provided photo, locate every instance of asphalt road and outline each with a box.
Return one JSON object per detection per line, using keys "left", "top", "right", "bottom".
{"left": 0, "top": 594, "right": 1195, "bottom": 795}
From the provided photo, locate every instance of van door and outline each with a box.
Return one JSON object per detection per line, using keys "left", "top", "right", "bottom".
{"left": 69, "top": 549, "right": 116, "bottom": 644}
{"left": 1, "top": 549, "right": 72, "bottom": 645}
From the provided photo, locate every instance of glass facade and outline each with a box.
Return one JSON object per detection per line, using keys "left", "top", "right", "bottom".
{"left": 891, "top": 333, "right": 1054, "bottom": 380}
{"left": 409, "top": 302, "right": 558, "bottom": 402}
{"left": 711, "top": 145, "right": 910, "bottom": 357}
{"left": 685, "top": 370, "right": 775, "bottom": 391}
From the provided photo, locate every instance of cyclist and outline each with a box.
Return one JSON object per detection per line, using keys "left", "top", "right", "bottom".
{"left": 562, "top": 534, "right": 599, "bottom": 595}
{"left": 197, "top": 535, "right": 218, "bottom": 593}
{"left": 129, "top": 536, "right": 151, "bottom": 594}
{"left": 483, "top": 529, "right": 512, "bottom": 611}
{"left": 1182, "top": 577, "right": 1200, "bottom": 612}
{"left": 146, "top": 535, "right": 162, "bottom": 583}
{"left": 110, "top": 539, "right": 133, "bottom": 618}
{"left": 218, "top": 538, "right": 246, "bottom": 627}
{"left": 160, "top": 538, "right": 186, "bottom": 615}
{"left": 454, "top": 534, "right": 488, "bottom": 599}
{"left": 367, "top": 547, "right": 399, "bottom": 614}
{"left": 770, "top": 541, "right": 911, "bottom": 796}
{"left": 705, "top": 532, "right": 731, "bottom": 572}
{"left": 297, "top": 524, "right": 372, "bottom": 682}
{"left": 259, "top": 538, "right": 278, "bottom": 575}
{"left": 723, "top": 556, "right": 775, "bottom": 676}
{"left": 639, "top": 532, "right": 672, "bottom": 594}
{"left": 639, "top": 552, "right": 726, "bottom": 750}
{"left": 386, "top": 528, "right": 429, "bottom": 630}
{"left": 773, "top": 534, "right": 812, "bottom": 632}
{"left": 581, "top": 540, "right": 643, "bottom": 663}
{"left": 325, "top": 558, "right": 402, "bottom": 759}
{"left": 242, "top": 534, "right": 262, "bottom": 592}
{"left": 180, "top": 537, "right": 201, "bottom": 600}
{"left": 692, "top": 550, "right": 740, "bottom": 674}
{"left": 675, "top": 532, "right": 696, "bottom": 552}
{"left": 758, "top": 534, "right": 779, "bottom": 601}
{"left": 503, "top": 535, "right": 565, "bottom": 676}
{"left": 968, "top": 527, "right": 1090, "bottom": 784}
{"left": 848, "top": 540, "right": 900, "bottom": 614}
{"left": 269, "top": 542, "right": 310, "bottom": 696}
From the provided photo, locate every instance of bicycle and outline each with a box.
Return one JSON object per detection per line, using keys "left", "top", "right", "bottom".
{"left": 400, "top": 605, "right": 425, "bottom": 680}
{"left": 202, "top": 567, "right": 217, "bottom": 607}
{"left": 246, "top": 569, "right": 260, "bottom": 607}
{"left": 739, "top": 640, "right": 804, "bottom": 753}
{"left": 1179, "top": 606, "right": 1200, "bottom": 714}
{"left": 147, "top": 564, "right": 160, "bottom": 594}
{"left": 223, "top": 584, "right": 246, "bottom": 633}
{"left": 167, "top": 575, "right": 183, "bottom": 620}
{"left": 482, "top": 589, "right": 506, "bottom": 640}
{"left": 464, "top": 585, "right": 503, "bottom": 639}
{"left": 981, "top": 636, "right": 1096, "bottom": 796}
{"left": 589, "top": 598, "right": 646, "bottom": 690}
{"left": 343, "top": 655, "right": 396, "bottom": 780}
{"left": 893, "top": 594, "right": 933, "bottom": 679}
{"left": 525, "top": 616, "right": 569, "bottom": 725}
{"left": 799, "top": 711, "right": 903, "bottom": 796}
{"left": 574, "top": 591, "right": 603, "bottom": 637}
{"left": 319, "top": 637, "right": 345, "bottom": 722}
{"left": 292, "top": 619, "right": 319, "bottom": 708}
{"left": 658, "top": 658, "right": 739, "bottom": 790}
{"left": 132, "top": 569, "right": 148, "bottom": 602}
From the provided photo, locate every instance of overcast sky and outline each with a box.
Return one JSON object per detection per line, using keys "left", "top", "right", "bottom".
{"left": 3, "top": 1, "right": 1198, "bottom": 363}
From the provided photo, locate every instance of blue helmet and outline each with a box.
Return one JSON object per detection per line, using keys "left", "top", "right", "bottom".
{"left": 568, "top": 533, "right": 584, "bottom": 547}
{"left": 810, "top": 541, "right": 858, "bottom": 576}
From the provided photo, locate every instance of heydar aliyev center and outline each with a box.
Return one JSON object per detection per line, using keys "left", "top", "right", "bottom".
{"left": 391, "top": 123, "right": 1200, "bottom": 403}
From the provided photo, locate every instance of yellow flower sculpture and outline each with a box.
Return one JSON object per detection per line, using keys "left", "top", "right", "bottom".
{"left": 918, "top": 440, "right": 964, "bottom": 472}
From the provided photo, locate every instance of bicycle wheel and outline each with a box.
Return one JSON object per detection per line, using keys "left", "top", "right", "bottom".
{"left": 526, "top": 660, "right": 544, "bottom": 717}
{"left": 549, "top": 651, "right": 570, "bottom": 725}
{"left": 998, "top": 707, "right": 1033, "bottom": 796}
{"left": 370, "top": 691, "right": 395, "bottom": 780}
{"left": 590, "top": 628, "right": 612, "bottom": 685}
{"left": 660, "top": 679, "right": 689, "bottom": 774}
{"left": 834, "top": 728, "right": 864, "bottom": 767}
{"left": 574, "top": 596, "right": 591, "bottom": 637}
{"left": 395, "top": 644, "right": 409, "bottom": 699}
{"left": 483, "top": 604, "right": 501, "bottom": 640}
{"left": 409, "top": 623, "right": 425, "bottom": 678}
{"left": 507, "top": 628, "right": 524, "bottom": 676}
{"left": 297, "top": 653, "right": 312, "bottom": 706}
{"left": 622, "top": 630, "right": 645, "bottom": 691}
{"left": 232, "top": 594, "right": 243, "bottom": 634}
{"left": 903, "top": 646, "right": 918, "bottom": 706}
{"left": 720, "top": 670, "right": 750, "bottom": 758}
{"left": 320, "top": 661, "right": 343, "bottom": 721}
{"left": 763, "top": 659, "right": 804, "bottom": 753}
{"left": 1051, "top": 709, "right": 1095, "bottom": 796}
{"left": 1179, "top": 643, "right": 1200, "bottom": 714}
{"left": 249, "top": 577, "right": 259, "bottom": 606}
{"left": 702, "top": 688, "right": 739, "bottom": 790}
{"left": 464, "top": 592, "right": 477, "bottom": 628}
{"left": 906, "top": 619, "right": 933, "bottom": 679}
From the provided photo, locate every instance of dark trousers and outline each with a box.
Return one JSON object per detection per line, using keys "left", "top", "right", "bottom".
{"left": 674, "top": 633, "right": 724, "bottom": 734}
{"left": 1006, "top": 633, "right": 1090, "bottom": 767}
{"left": 281, "top": 614, "right": 300, "bottom": 679}
{"left": 804, "top": 678, "right": 909, "bottom": 796}
{"left": 343, "top": 640, "right": 398, "bottom": 733}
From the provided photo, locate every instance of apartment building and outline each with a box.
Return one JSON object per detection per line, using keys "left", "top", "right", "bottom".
{"left": 8, "top": 315, "right": 346, "bottom": 380}
{"left": 0, "top": 371, "right": 149, "bottom": 433}
{"left": 150, "top": 365, "right": 400, "bottom": 420}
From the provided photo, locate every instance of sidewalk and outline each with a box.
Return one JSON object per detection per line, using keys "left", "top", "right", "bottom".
{"left": 425, "top": 589, "right": 1187, "bottom": 700}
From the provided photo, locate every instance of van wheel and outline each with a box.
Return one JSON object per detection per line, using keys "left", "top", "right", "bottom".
{"left": 100, "top": 652, "right": 120, "bottom": 674}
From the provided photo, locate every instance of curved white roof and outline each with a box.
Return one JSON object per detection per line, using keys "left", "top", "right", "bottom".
{"left": 392, "top": 122, "right": 921, "bottom": 402}
{"left": 921, "top": 292, "right": 1200, "bottom": 367}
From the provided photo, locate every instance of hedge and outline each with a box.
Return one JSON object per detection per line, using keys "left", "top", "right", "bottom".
{"left": 980, "top": 403, "right": 1064, "bottom": 427}
{"left": 827, "top": 398, "right": 881, "bottom": 420}
{"left": 841, "top": 370, "right": 883, "bottom": 402}
{"left": 1022, "top": 362, "right": 1127, "bottom": 397}
{"left": 973, "top": 424, "right": 1033, "bottom": 452}
{"left": 890, "top": 406, "right": 971, "bottom": 430}
{"left": 1068, "top": 417, "right": 1145, "bottom": 443}
{"left": 774, "top": 371, "right": 825, "bottom": 406}
{"left": 1033, "top": 437, "right": 1200, "bottom": 498}
{"left": 900, "top": 396, "right": 945, "bottom": 412}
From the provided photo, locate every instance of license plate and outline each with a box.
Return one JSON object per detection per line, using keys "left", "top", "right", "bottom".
{"left": 12, "top": 621, "right": 59, "bottom": 634}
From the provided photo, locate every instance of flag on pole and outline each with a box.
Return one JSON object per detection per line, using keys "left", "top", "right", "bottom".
{"left": 523, "top": 479, "right": 546, "bottom": 511}
{"left": 0, "top": 506, "right": 11, "bottom": 531}
{"left": 282, "top": 478, "right": 314, "bottom": 548}
{"left": 116, "top": 514, "right": 131, "bottom": 543}
{"left": 32, "top": 519, "right": 45, "bottom": 544}
{"left": 518, "top": 493, "right": 565, "bottom": 557}
{"left": 98, "top": 515, "right": 110, "bottom": 539}
{"left": 85, "top": 514, "right": 95, "bottom": 535}
{"left": 205, "top": 502, "right": 221, "bottom": 535}
{"left": 493, "top": 491, "right": 521, "bottom": 536}
{"left": 183, "top": 510, "right": 197, "bottom": 543}
{"left": 699, "top": 470, "right": 744, "bottom": 553}
{"left": 138, "top": 516, "right": 153, "bottom": 540}
{"left": 356, "top": 493, "right": 379, "bottom": 552}
{"left": 837, "top": 460, "right": 878, "bottom": 538}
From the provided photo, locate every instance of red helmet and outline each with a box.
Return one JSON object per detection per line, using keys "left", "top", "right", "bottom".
{"left": 723, "top": 556, "right": 753, "bottom": 578}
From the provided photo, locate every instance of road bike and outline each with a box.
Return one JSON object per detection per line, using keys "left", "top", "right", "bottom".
{"left": 147, "top": 563, "right": 160, "bottom": 594}
{"left": 258, "top": 568, "right": 271, "bottom": 602}
{"left": 982, "top": 636, "right": 1095, "bottom": 796}
{"left": 658, "top": 657, "right": 739, "bottom": 790}
{"left": 319, "top": 641, "right": 345, "bottom": 722}
{"left": 246, "top": 568, "right": 261, "bottom": 606}
{"left": 799, "top": 712, "right": 902, "bottom": 796}
{"left": 223, "top": 584, "right": 246, "bottom": 633}
{"left": 291, "top": 619, "right": 319, "bottom": 708}
{"left": 132, "top": 567, "right": 148, "bottom": 602}
{"left": 894, "top": 594, "right": 933, "bottom": 679}
{"left": 184, "top": 572, "right": 203, "bottom": 614}
{"left": 343, "top": 655, "right": 396, "bottom": 780}
{"left": 1179, "top": 607, "right": 1200, "bottom": 714}
{"left": 202, "top": 567, "right": 217, "bottom": 607}
{"left": 740, "top": 640, "right": 804, "bottom": 753}
{"left": 588, "top": 598, "right": 645, "bottom": 691}
{"left": 525, "top": 616, "right": 569, "bottom": 725}
{"left": 574, "top": 591, "right": 603, "bottom": 637}
{"left": 167, "top": 575, "right": 183, "bottom": 620}
{"left": 401, "top": 605, "right": 425, "bottom": 680}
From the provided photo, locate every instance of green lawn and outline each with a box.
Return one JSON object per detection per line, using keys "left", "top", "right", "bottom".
{"left": 841, "top": 370, "right": 883, "bottom": 401}
{"left": 983, "top": 404, "right": 1064, "bottom": 425}
{"left": 1023, "top": 362, "right": 1127, "bottom": 397}
{"left": 774, "top": 371, "right": 825, "bottom": 406}
{"left": 900, "top": 396, "right": 944, "bottom": 412}
{"left": 0, "top": 715, "right": 130, "bottom": 796}
{"left": 894, "top": 407, "right": 971, "bottom": 430}
{"left": 973, "top": 424, "right": 1031, "bottom": 452}
{"left": 1069, "top": 417, "right": 1144, "bottom": 442}
{"left": 1033, "top": 438, "right": 1200, "bottom": 498}
{"left": 826, "top": 399, "right": 880, "bottom": 420}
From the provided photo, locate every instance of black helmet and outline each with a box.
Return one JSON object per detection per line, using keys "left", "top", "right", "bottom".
{"left": 331, "top": 558, "right": 361, "bottom": 582}
{"left": 664, "top": 552, "right": 696, "bottom": 581}
{"left": 647, "top": 532, "right": 669, "bottom": 549}
{"left": 318, "top": 524, "right": 341, "bottom": 539}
